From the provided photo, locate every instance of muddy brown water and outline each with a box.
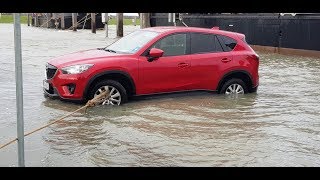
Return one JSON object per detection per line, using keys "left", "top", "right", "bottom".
{"left": 0, "top": 24, "right": 320, "bottom": 166}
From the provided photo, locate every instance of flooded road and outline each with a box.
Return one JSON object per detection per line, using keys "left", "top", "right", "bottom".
{"left": 1, "top": 24, "right": 320, "bottom": 166}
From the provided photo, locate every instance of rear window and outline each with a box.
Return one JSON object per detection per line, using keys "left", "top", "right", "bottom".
{"left": 216, "top": 35, "right": 237, "bottom": 51}
{"left": 190, "top": 33, "right": 224, "bottom": 54}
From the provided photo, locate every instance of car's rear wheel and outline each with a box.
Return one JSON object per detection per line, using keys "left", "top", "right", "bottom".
{"left": 89, "top": 80, "right": 128, "bottom": 105}
{"left": 219, "top": 78, "right": 248, "bottom": 95}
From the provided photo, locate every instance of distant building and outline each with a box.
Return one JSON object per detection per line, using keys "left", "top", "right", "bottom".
{"left": 150, "top": 13, "right": 320, "bottom": 56}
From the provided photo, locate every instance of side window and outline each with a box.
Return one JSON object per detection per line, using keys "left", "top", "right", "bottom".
{"left": 216, "top": 35, "right": 237, "bottom": 51}
{"left": 190, "top": 33, "right": 224, "bottom": 54}
{"left": 152, "top": 33, "right": 187, "bottom": 56}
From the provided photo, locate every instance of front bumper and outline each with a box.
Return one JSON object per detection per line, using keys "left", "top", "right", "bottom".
{"left": 43, "top": 82, "right": 60, "bottom": 99}
{"left": 43, "top": 69, "right": 88, "bottom": 101}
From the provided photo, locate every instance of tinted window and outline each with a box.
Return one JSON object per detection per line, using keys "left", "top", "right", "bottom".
{"left": 217, "top": 35, "right": 237, "bottom": 51}
{"left": 191, "top": 33, "right": 223, "bottom": 54}
{"left": 152, "top": 33, "right": 187, "bottom": 56}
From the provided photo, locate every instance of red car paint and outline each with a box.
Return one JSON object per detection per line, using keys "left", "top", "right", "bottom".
{"left": 44, "top": 26, "right": 259, "bottom": 101}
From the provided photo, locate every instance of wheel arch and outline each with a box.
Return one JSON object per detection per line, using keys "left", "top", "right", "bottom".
{"left": 83, "top": 70, "right": 136, "bottom": 100}
{"left": 217, "top": 70, "right": 254, "bottom": 93}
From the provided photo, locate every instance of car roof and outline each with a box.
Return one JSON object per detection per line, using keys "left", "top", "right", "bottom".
{"left": 142, "top": 26, "right": 242, "bottom": 39}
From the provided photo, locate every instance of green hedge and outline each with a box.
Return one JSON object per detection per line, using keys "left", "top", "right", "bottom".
{"left": 108, "top": 18, "right": 140, "bottom": 25}
{"left": 0, "top": 14, "right": 140, "bottom": 26}
{"left": 0, "top": 15, "right": 28, "bottom": 24}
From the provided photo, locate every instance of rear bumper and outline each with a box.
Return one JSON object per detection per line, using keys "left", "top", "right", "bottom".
{"left": 250, "top": 85, "right": 258, "bottom": 93}
{"left": 251, "top": 73, "right": 259, "bottom": 92}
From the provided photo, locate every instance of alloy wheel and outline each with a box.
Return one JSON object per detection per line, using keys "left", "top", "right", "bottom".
{"left": 94, "top": 85, "right": 121, "bottom": 105}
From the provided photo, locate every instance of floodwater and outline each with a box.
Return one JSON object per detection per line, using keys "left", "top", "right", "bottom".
{"left": 0, "top": 24, "right": 320, "bottom": 167}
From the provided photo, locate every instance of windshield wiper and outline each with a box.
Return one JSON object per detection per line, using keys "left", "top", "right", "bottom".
{"left": 104, "top": 48, "right": 117, "bottom": 53}
{"left": 97, "top": 47, "right": 117, "bottom": 53}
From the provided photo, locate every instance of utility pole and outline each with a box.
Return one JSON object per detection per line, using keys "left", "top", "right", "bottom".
{"left": 27, "top": 13, "right": 30, "bottom": 26}
{"left": 104, "top": 13, "right": 109, "bottom": 37}
{"left": 46, "top": 13, "right": 50, "bottom": 28}
{"left": 13, "top": 13, "right": 25, "bottom": 167}
{"left": 133, "top": 16, "right": 137, "bottom": 26}
{"left": 168, "top": 13, "right": 176, "bottom": 26}
{"left": 35, "top": 13, "right": 39, "bottom": 27}
{"left": 61, "top": 13, "right": 65, "bottom": 30}
{"left": 72, "top": 13, "right": 77, "bottom": 31}
{"left": 140, "top": 13, "right": 151, "bottom": 29}
{"left": 91, "top": 13, "right": 96, "bottom": 33}
{"left": 47, "top": 13, "right": 52, "bottom": 28}
{"left": 116, "top": 13, "right": 123, "bottom": 37}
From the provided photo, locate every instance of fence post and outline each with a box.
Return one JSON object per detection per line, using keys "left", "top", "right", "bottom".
{"left": 116, "top": 13, "right": 123, "bottom": 37}
{"left": 61, "top": 13, "right": 65, "bottom": 30}
{"left": 72, "top": 13, "right": 77, "bottom": 31}
{"left": 27, "top": 13, "right": 30, "bottom": 26}
{"left": 91, "top": 13, "right": 96, "bottom": 33}
{"left": 140, "top": 13, "right": 150, "bottom": 29}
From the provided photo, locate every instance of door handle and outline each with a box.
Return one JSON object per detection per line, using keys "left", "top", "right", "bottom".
{"left": 221, "top": 58, "right": 231, "bottom": 62}
{"left": 178, "top": 62, "right": 190, "bottom": 68}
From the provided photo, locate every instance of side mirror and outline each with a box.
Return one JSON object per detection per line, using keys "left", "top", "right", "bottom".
{"left": 147, "top": 48, "right": 164, "bottom": 62}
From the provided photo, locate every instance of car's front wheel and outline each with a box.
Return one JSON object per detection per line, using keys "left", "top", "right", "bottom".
{"left": 219, "top": 78, "right": 248, "bottom": 95}
{"left": 89, "top": 80, "right": 128, "bottom": 105}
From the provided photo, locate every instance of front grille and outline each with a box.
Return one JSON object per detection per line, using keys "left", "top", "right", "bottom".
{"left": 46, "top": 63, "right": 57, "bottom": 79}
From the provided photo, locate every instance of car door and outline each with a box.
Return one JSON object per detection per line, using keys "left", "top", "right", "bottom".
{"left": 188, "top": 32, "right": 233, "bottom": 90}
{"left": 138, "top": 33, "right": 192, "bottom": 95}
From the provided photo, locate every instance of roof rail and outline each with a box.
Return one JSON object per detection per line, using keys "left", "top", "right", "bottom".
{"left": 211, "top": 26, "right": 219, "bottom": 30}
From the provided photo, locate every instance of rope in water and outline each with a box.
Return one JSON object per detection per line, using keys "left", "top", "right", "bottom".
{"left": 0, "top": 90, "right": 110, "bottom": 150}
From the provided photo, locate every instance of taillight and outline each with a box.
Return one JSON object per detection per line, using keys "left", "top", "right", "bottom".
{"left": 250, "top": 54, "right": 259, "bottom": 61}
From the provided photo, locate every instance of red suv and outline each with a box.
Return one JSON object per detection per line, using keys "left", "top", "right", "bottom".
{"left": 44, "top": 26, "right": 259, "bottom": 105}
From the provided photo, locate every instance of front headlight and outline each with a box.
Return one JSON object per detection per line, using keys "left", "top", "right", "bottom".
{"left": 61, "top": 64, "right": 94, "bottom": 74}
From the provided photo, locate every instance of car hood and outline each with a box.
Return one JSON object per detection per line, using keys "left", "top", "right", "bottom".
{"left": 48, "top": 49, "right": 126, "bottom": 68}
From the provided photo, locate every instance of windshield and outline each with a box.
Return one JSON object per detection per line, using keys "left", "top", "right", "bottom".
{"left": 106, "top": 30, "right": 160, "bottom": 54}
